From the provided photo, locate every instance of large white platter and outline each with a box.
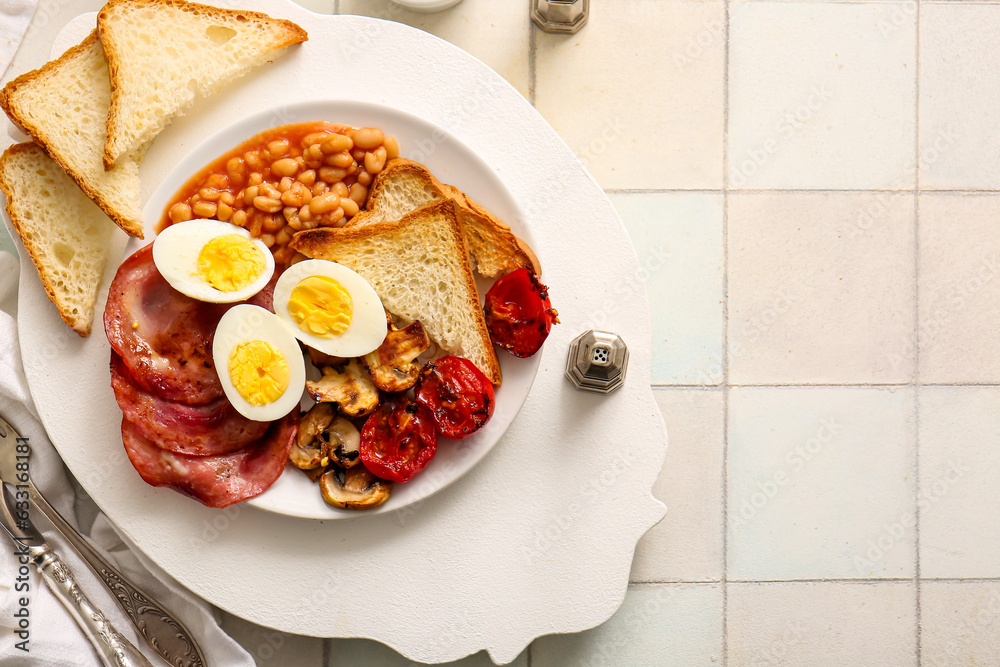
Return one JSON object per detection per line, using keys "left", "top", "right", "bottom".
{"left": 7, "top": 2, "right": 667, "bottom": 663}
{"left": 138, "top": 100, "right": 541, "bottom": 520}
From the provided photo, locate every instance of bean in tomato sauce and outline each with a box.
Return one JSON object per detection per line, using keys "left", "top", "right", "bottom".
{"left": 161, "top": 121, "right": 399, "bottom": 266}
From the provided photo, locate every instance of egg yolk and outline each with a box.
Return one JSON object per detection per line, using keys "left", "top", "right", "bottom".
{"left": 228, "top": 341, "right": 290, "bottom": 406}
{"left": 197, "top": 234, "right": 266, "bottom": 292}
{"left": 288, "top": 276, "right": 353, "bottom": 338}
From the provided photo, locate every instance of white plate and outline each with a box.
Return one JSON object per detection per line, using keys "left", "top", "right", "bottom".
{"left": 135, "top": 100, "right": 540, "bottom": 520}
{"left": 8, "top": 4, "right": 667, "bottom": 664}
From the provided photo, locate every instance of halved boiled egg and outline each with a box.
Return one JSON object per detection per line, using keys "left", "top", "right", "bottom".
{"left": 153, "top": 219, "right": 275, "bottom": 303}
{"left": 273, "top": 259, "right": 387, "bottom": 358}
{"left": 213, "top": 304, "right": 306, "bottom": 422}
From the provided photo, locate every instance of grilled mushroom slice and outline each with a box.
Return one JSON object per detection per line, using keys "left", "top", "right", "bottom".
{"left": 364, "top": 315, "right": 430, "bottom": 392}
{"left": 325, "top": 416, "right": 362, "bottom": 469}
{"left": 302, "top": 466, "right": 326, "bottom": 483}
{"left": 320, "top": 465, "right": 392, "bottom": 510}
{"left": 306, "top": 358, "right": 379, "bottom": 417}
{"left": 290, "top": 405, "right": 362, "bottom": 472}
{"left": 307, "top": 348, "right": 347, "bottom": 369}
{"left": 290, "top": 403, "right": 335, "bottom": 469}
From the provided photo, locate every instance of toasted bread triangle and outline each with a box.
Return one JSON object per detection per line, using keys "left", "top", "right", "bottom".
{"left": 0, "top": 143, "right": 115, "bottom": 336}
{"left": 98, "top": 0, "right": 308, "bottom": 170}
{"left": 291, "top": 199, "right": 502, "bottom": 386}
{"left": 0, "top": 31, "right": 144, "bottom": 238}
{"left": 348, "top": 158, "right": 540, "bottom": 278}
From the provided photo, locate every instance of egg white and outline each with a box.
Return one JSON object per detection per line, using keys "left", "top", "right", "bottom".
{"left": 153, "top": 219, "right": 275, "bottom": 303}
{"left": 272, "top": 259, "right": 387, "bottom": 357}
{"left": 213, "top": 304, "right": 306, "bottom": 422}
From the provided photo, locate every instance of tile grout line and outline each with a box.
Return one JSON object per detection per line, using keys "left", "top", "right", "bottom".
{"left": 653, "top": 382, "right": 1000, "bottom": 389}
{"left": 527, "top": 7, "right": 534, "bottom": 663}
{"left": 630, "top": 580, "right": 724, "bottom": 587}
{"left": 606, "top": 188, "right": 1000, "bottom": 195}
{"left": 721, "top": 0, "right": 732, "bottom": 663}
{"left": 723, "top": 0, "right": 1000, "bottom": 4}
{"left": 527, "top": 0, "right": 537, "bottom": 107}
{"left": 609, "top": 188, "right": 916, "bottom": 194}
{"left": 526, "top": 8, "right": 534, "bottom": 665}
{"left": 727, "top": 578, "right": 923, "bottom": 585}
{"left": 914, "top": 1, "right": 922, "bottom": 662}
{"left": 636, "top": 577, "right": 1000, "bottom": 585}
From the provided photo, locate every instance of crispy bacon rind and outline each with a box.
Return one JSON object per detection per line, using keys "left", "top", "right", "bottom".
{"left": 105, "top": 244, "right": 226, "bottom": 404}
{"left": 104, "top": 244, "right": 276, "bottom": 405}
{"left": 120, "top": 409, "right": 299, "bottom": 508}
{"left": 110, "top": 353, "right": 269, "bottom": 456}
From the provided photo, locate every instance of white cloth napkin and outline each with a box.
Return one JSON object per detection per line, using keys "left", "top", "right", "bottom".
{"left": 0, "top": 251, "right": 255, "bottom": 666}
{"left": 0, "top": 0, "right": 38, "bottom": 79}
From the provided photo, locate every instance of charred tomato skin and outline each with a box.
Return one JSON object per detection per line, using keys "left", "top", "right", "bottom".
{"left": 483, "top": 268, "right": 558, "bottom": 358}
{"left": 359, "top": 393, "right": 437, "bottom": 483}
{"left": 415, "top": 356, "right": 495, "bottom": 440}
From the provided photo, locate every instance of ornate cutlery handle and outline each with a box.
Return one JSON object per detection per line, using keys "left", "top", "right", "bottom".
{"left": 28, "top": 542, "right": 152, "bottom": 667}
{"left": 29, "top": 483, "right": 206, "bottom": 667}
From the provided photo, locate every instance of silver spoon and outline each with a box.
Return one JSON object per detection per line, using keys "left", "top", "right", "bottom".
{"left": 0, "top": 467, "right": 153, "bottom": 667}
{"left": 0, "top": 413, "right": 207, "bottom": 667}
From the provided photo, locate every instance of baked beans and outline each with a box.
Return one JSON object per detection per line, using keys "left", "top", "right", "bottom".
{"left": 161, "top": 121, "right": 398, "bottom": 265}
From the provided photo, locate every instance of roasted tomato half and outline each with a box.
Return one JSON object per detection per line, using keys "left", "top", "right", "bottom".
{"left": 415, "top": 356, "right": 495, "bottom": 439}
{"left": 483, "top": 268, "right": 558, "bottom": 358}
{"left": 359, "top": 394, "right": 437, "bottom": 483}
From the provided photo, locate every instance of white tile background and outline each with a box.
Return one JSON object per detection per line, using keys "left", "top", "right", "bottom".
{"left": 5, "top": 0, "right": 1000, "bottom": 663}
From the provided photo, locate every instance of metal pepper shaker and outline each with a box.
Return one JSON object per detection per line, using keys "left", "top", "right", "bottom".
{"left": 565, "top": 330, "right": 629, "bottom": 394}
{"left": 531, "top": 0, "right": 589, "bottom": 34}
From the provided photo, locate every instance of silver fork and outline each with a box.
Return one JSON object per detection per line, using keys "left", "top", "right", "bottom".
{"left": 0, "top": 413, "right": 207, "bottom": 667}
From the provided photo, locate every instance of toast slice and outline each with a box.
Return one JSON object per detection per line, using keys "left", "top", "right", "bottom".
{"left": 0, "top": 30, "right": 144, "bottom": 237}
{"left": 0, "top": 143, "right": 115, "bottom": 336}
{"left": 291, "top": 199, "right": 502, "bottom": 386}
{"left": 348, "top": 158, "right": 540, "bottom": 279}
{"left": 98, "top": 0, "right": 308, "bottom": 169}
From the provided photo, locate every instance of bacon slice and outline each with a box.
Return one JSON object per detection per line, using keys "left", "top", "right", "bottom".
{"left": 110, "top": 353, "right": 269, "bottom": 456}
{"left": 120, "top": 410, "right": 299, "bottom": 508}
{"left": 105, "top": 244, "right": 226, "bottom": 404}
{"left": 104, "top": 244, "right": 276, "bottom": 404}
